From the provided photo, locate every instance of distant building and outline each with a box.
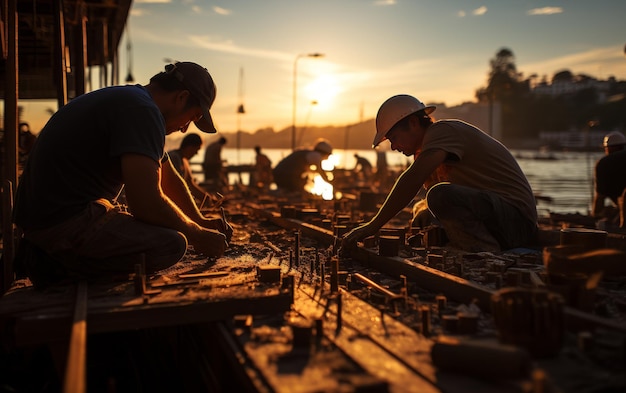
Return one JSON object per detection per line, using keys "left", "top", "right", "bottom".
{"left": 532, "top": 75, "right": 614, "bottom": 104}
{"left": 538, "top": 129, "right": 606, "bottom": 150}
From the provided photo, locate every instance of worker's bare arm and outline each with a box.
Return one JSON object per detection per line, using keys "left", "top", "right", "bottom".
{"left": 121, "top": 154, "right": 227, "bottom": 256}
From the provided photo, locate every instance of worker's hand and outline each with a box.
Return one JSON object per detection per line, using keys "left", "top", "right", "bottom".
{"left": 199, "top": 192, "right": 224, "bottom": 210}
{"left": 341, "top": 223, "right": 377, "bottom": 251}
{"left": 201, "top": 216, "right": 233, "bottom": 241}
{"left": 188, "top": 227, "right": 228, "bottom": 257}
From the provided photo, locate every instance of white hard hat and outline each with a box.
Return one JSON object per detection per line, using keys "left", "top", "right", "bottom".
{"left": 373, "top": 94, "right": 436, "bottom": 147}
{"left": 603, "top": 131, "right": 626, "bottom": 147}
{"left": 314, "top": 139, "right": 333, "bottom": 155}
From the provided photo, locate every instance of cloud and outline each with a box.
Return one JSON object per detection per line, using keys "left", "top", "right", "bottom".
{"left": 520, "top": 46, "right": 624, "bottom": 79}
{"left": 472, "top": 6, "right": 487, "bottom": 16}
{"left": 457, "top": 11, "right": 466, "bottom": 18}
{"left": 130, "top": 8, "right": 149, "bottom": 17}
{"left": 187, "top": 35, "right": 291, "bottom": 61}
{"left": 527, "top": 7, "right": 563, "bottom": 15}
{"left": 213, "top": 6, "right": 232, "bottom": 15}
{"left": 374, "top": 0, "right": 396, "bottom": 5}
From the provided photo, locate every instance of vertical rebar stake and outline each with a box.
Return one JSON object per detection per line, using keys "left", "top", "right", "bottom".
{"left": 400, "top": 275, "right": 408, "bottom": 307}
{"left": 330, "top": 257, "right": 339, "bottom": 293}
{"left": 336, "top": 292, "right": 343, "bottom": 334}
{"left": 134, "top": 263, "right": 145, "bottom": 296}
{"left": 421, "top": 305, "right": 431, "bottom": 336}
{"left": 289, "top": 249, "right": 293, "bottom": 271}
{"left": 294, "top": 231, "right": 300, "bottom": 266}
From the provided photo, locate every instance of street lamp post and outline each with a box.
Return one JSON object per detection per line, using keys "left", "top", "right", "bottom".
{"left": 292, "top": 52, "right": 324, "bottom": 151}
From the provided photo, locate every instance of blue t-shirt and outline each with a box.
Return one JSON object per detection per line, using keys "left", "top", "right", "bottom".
{"left": 14, "top": 85, "right": 166, "bottom": 229}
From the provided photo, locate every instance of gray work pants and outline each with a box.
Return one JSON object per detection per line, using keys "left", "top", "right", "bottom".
{"left": 425, "top": 183, "right": 537, "bottom": 252}
{"left": 23, "top": 199, "right": 187, "bottom": 277}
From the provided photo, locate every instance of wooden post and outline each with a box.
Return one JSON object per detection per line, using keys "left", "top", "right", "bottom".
{"left": 2, "top": 0, "right": 18, "bottom": 294}
{"left": 54, "top": 0, "right": 68, "bottom": 107}
{"left": 73, "top": 6, "right": 88, "bottom": 97}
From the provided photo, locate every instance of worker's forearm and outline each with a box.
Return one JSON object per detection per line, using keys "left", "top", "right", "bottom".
{"left": 162, "top": 166, "right": 206, "bottom": 223}
{"left": 591, "top": 193, "right": 604, "bottom": 217}
{"left": 370, "top": 170, "right": 419, "bottom": 228}
{"left": 170, "top": 189, "right": 205, "bottom": 223}
{"left": 131, "top": 193, "right": 202, "bottom": 235}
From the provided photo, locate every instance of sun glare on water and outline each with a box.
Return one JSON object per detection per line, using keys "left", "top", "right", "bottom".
{"left": 306, "top": 154, "right": 338, "bottom": 200}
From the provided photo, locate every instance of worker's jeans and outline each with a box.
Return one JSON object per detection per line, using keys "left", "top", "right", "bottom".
{"left": 23, "top": 199, "right": 187, "bottom": 277}
{"left": 425, "top": 183, "right": 537, "bottom": 252}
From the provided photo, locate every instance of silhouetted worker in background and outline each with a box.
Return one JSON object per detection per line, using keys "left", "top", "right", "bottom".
{"left": 253, "top": 145, "right": 273, "bottom": 190}
{"left": 273, "top": 138, "right": 333, "bottom": 193}
{"left": 374, "top": 151, "right": 390, "bottom": 190}
{"left": 592, "top": 131, "right": 626, "bottom": 229}
{"left": 202, "top": 136, "right": 227, "bottom": 192}
{"left": 168, "top": 133, "right": 223, "bottom": 209}
{"left": 18, "top": 122, "right": 37, "bottom": 167}
{"left": 343, "top": 94, "right": 537, "bottom": 253}
{"left": 353, "top": 153, "right": 373, "bottom": 181}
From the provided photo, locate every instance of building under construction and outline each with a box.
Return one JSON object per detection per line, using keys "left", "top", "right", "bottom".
{"left": 1, "top": 1, "right": 626, "bottom": 393}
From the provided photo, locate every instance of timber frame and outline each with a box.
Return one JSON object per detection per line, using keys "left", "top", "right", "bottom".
{"left": 1, "top": 0, "right": 132, "bottom": 293}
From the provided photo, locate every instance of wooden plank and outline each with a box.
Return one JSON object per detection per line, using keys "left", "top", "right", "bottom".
{"left": 293, "top": 284, "right": 527, "bottom": 393}
{"left": 4, "top": 281, "right": 293, "bottom": 346}
{"left": 294, "top": 285, "right": 441, "bottom": 393}
{"left": 64, "top": 281, "right": 88, "bottom": 393}
{"left": 351, "top": 247, "right": 495, "bottom": 311}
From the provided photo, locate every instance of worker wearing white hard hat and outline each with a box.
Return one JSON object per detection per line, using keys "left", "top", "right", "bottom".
{"left": 342, "top": 94, "right": 538, "bottom": 253}
{"left": 273, "top": 138, "right": 333, "bottom": 192}
{"left": 592, "top": 131, "right": 626, "bottom": 228}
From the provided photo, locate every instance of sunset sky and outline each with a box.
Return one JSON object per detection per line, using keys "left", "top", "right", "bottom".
{"left": 18, "top": 0, "right": 626, "bottom": 135}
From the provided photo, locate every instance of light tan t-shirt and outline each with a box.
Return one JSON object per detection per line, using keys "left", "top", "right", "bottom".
{"left": 419, "top": 119, "right": 537, "bottom": 223}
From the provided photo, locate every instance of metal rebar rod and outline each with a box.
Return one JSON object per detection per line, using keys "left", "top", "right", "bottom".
{"left": 353, "top": 273, "right": 403, "bottom": 300}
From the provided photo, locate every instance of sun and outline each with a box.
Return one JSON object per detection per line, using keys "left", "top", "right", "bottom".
{"left": 303, "top": 74, "right": 340, "bottom": 109}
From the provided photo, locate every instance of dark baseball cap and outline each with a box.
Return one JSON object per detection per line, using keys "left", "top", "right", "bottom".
{"left": 165, "top": 62, "right": 217, "bottom": 133}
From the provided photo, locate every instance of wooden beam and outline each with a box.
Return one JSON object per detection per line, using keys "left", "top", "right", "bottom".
{"left": 8, "top": 286, "right": 293, "bottom": 346}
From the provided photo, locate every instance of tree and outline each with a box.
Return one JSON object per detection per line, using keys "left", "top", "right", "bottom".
{"left": 476, "top": 48, "right": 523, "bottom": 103}
{"left": 476, "top": 48, "right": 532, "bottom": 140}
{"left": 552, "top": 70, "right": 573, "bottom": 83}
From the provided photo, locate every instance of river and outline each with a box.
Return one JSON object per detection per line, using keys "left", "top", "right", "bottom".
{"left": 189, "top": 147, "right": 604, "bottom": 217}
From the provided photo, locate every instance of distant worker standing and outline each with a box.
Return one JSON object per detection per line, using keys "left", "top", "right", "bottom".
{"left": 592, "top": 131, "right": 626, "bottom": 228}
{"left": 202, "top": 136, "right": 227, "bottom": 191}
{"left": 253, "top": 145, "right": 273, "bottom": 189}
{"left": 18, "top": 122, "right": 37, "bottom": 166}
{"left": 353, "top": 153, "right": 373, "bottom": 181}
{"left": 273, "top": 139, "right": 333, "bottom": 192}
{"left": 342, "top": 94, "right": 537, "bottom": 253}
{"left": 374, "top": 150, "right": 390, "bottom": 190}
